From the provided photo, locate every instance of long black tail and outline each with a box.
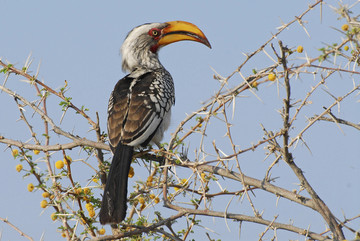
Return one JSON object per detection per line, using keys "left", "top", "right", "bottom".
{"left": 99, "top": 144, "right": 134, "bottom": 224}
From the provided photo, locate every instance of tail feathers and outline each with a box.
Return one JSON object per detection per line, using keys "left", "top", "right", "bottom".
{"left": 99, "top": 144, "right": 134, "bottom": 225}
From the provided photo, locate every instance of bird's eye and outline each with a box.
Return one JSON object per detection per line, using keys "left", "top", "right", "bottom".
{"left": 149, "top": 28, "right": 160, "bottom": 37}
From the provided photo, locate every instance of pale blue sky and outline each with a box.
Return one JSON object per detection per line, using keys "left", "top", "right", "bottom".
{"left": 1, "top": 0, "right": 359, "bottom": 240}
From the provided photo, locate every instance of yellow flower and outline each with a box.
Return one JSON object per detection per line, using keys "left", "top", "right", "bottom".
{"left": 147, "top": 176, "right": 153, "bottom": 183}
{"left": 33, "top": 150, "right": 40, "bottom": 155}
{"left": 146, "top": 175, "right": 153, "bottom": 186}
{"left": 27, "top": 183, "right": 34, "bottom": 192}
{"left": 16, "top": 164, "right": 23, "bottom": 172}
{"left": 341, "top": 24, "right": 349, "bottom": 31}
{"left": 138, "top": 197, "right": 145, "bottom": 204}
{"left": 92, "top": 178, "right": 99, "bottom": 183}
{"left": 128, "top": 166, "right": 134, "bottom": 178}
{"left": 201, "top": 173, "right": 207, "bottom": 181}
{"left": 146, "top": 180, "right": 153, "bottom": 187}
{"left": 12, "top": 149, "right": 19, "bottom": 157}
{"left": 174, "top": 178, "right": 188, "bottom": 191}
{"left": 42, "top": 192, "right": 50, "bottom": 198}
{"left": 88, "top": 209, "right": 95, "bottom": 218}
{"left": 85, "top": 203, "right": 94, "bottom": 212}
{"left": 83, "top": 187, "right": 90, "bottom": 195}
{"left": 181, "top": 179, "right": 188, "bottom": 185}
{"left": 297, "top": 45, "right": 304, "bottom": 53}
{"left": 75, "top": 187, "right": 82, "bottom": 195}
{"left": 51, "top": 213, "right": 57, "bottom": 221}
{"left": 140, "top": 203, "right": 146, "bottom": 211}
{"left": 50, "top": 194, "right": 55, "bottom": 200}
{"left": 98, "top": 228, "right": 105, "bottom": 235}
{"left": 251, "top": 81, "right": 258, "bottom": 88}
{"left": 149, "top": 194, "right": 155, "bottom": 199}
{"left": 63, "top": 155, "right": 72, "bottom": 163}
{"left": 154, "top": 197, "right": 160, "bottom": 204}
{"left": 61, "top": 232, "right": 66, "bottom": 238}
{"left": 55, "top": 160, "right": 64, "bottom": 169}
{"left": 344, "top": 45, "right": 349, "bottom": 51}
{"left": 268, "top": 73, "right": 276, "bottom": 81}
{"left": 40, "top": 200, "right": 48, "bottom": 208}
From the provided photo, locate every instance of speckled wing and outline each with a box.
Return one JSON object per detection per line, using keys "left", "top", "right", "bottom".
{"left": 107, "top": 69, "right": 174, "bottom": 152}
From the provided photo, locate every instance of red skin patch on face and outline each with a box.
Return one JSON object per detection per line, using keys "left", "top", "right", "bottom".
{"left": 148, "top": 28, "right": 162, "bottom": 53}
{"left": 150, "top": 45, "right": 159, "bottom": 53}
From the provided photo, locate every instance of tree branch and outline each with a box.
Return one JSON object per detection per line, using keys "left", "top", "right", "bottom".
{"left": 0, "top": 217, "right": 34, "bottom": 241}
{"left": 164, "top": 202, "right": 330, "bottom": 241}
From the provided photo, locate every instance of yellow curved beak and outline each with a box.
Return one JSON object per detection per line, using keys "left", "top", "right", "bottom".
{"left": 158, "top": 21, "right": 211, "bottom": 49}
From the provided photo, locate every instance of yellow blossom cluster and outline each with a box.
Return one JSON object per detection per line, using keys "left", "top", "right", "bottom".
{"left": 174, "top": 178, "right": 188, "bottom": 192}
{"left": 128, "top": 166, "right": 134, "bottom": 178}
{"left": 268, "top": 73, "right": 276, "bottom": 81}
{"left": 12, "top": 149, "right": 19, "bottom": 157}
{"left": 16, "top": 164, "right": 23, "bottom": 172}
{"left": 98, "top": 228, "right": 105, "bottom": 235}
{"left": 27, "top": 183, "right": 34, "bottom": 192}
{"left": 40, "top": 200, "right": 48, "bottom": 208}
{"left": 55, "top": 160, "right": 64, "bottom": 169}
{"left": 85, "top": 203, "right": 95, "bottom": 218}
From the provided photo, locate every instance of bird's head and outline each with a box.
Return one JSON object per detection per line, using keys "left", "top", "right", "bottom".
{"left": 121, "top": 21, "right": 211, "bottom": 72}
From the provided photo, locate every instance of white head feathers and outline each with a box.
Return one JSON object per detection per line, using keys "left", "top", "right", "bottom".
{"left": 121, "top": 23, "right": 167, "bottom": 73}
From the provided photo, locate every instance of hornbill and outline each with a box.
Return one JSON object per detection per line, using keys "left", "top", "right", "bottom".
{"left": 99, "top": 21, "right": 211, "bottom": 225}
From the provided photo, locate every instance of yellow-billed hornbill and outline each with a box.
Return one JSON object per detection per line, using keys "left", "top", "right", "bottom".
{"left": 99, "top": 21, "right": 211, "bottom": 224}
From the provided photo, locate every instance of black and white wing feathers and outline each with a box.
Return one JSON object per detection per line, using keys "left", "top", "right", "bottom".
{"left": 107, "top": 68, "right": 174, "bottom": 151}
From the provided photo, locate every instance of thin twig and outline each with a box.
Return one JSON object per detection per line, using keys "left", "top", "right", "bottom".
{"left": 0, "top": 217, "right": 34, "bottom": 241}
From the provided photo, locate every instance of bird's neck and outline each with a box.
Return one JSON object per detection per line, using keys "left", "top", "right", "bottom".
{"left": 122, "top": 48, "right": 163, "bottom": 73}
